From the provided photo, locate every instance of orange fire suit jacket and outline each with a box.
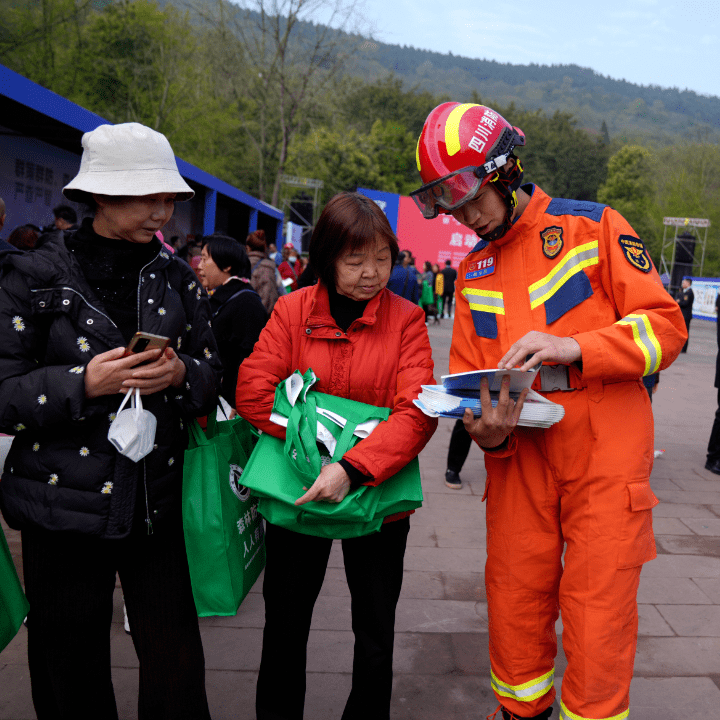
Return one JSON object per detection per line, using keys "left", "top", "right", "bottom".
{"left": 236, "top": 281, "right": 437, "bottom": 519}
{"left": 450, "top": 183, "right": 687, "bottom": 462}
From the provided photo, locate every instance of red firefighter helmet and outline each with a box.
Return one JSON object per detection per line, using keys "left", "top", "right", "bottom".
{"left": 411, "top": 102, "right": 525, "bottom": 220}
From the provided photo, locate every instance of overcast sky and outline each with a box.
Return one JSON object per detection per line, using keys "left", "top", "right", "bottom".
{"left": 350, "top": 0, "right": 720, "bottom": 98}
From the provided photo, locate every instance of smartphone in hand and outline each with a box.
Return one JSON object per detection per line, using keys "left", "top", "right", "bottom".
{"left": 125, "top": 332, "right": 170, "bottom": 360}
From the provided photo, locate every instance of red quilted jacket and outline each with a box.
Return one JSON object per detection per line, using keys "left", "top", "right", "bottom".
{"left": 236, "top": 281, "right": 437, "bottom": 496}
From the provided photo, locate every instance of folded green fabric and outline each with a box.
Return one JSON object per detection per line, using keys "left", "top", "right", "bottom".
{"left": 240, "top": 371, "right": 423, "bottom": 539}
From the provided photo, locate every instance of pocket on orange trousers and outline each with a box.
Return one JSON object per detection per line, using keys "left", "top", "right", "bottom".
{"left": 617, "top": 480, "right": 659, "bottom": 569}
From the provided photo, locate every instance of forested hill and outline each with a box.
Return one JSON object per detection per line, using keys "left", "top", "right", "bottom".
{"left": 343, "top": 38, "right": 720, "bottom": 143}
{"left": 172, "top": 0, "right": 719, "bottom": 144}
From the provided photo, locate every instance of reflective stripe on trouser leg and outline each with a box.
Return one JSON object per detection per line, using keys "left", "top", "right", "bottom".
{"left": 559, "top": 699, "right": 629, "bottom": 720}
{"left": 485, "top": 423, "right": 564, "bottom": 718}
{"left": 491, "top": 668, "right": 554, "bottom": 703}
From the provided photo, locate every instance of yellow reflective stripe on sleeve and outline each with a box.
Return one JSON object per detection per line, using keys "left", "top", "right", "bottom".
{"left": 559, "top": 700, "right": 629, "bottom": 720}
{"left": 490, "top": 668, "right": 554, "bottom": 702}
{"left": 461, "top": 287, "right": 505, "bottom": 314}
{"left": 528, "top": 241, "right": 599, "bottom": 309}
{"left": 416, "top": 137, "right": 421, "bottom": 172}
{"left": 616, "top": 313, "right": 662, "bottom": 375}
{"left": 445, "top": 103, "right": 479, "bottom": 157}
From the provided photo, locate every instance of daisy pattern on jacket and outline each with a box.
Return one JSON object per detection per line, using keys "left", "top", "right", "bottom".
{"left": 12, "top": 315, "right": 25, "bottom": 331}
{"left": 204, "top": 347, "right": 212, "bottom": 360}
{"left": 101, "top": 482, "right": 113, "bottom": 494}
{"left": 69, "top": 366, "right": 84, "bottom": 374}
{"left": 77, "top": 336, "right": 90, "bottom": 352}
{"left": 158, "top": 307, "right": 166, "bottom": 316}
{"left": 48, "top": 473, "right": 59, "bottom": 485}
{"left": 33, "top": 442, "right": 40, "bottom": 452}
{"left": 108, "top": 412, "right": 117, "bottom": 422}
{"left": 79, "top": 447, "right": 90, "bottom": 457}
{"left": 37, "top": 394, "right": 47, "bottom": 405}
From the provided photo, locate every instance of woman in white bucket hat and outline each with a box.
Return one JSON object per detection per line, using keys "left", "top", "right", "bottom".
{"left": 0, "top": 123, "right": 221, "bottom": 719}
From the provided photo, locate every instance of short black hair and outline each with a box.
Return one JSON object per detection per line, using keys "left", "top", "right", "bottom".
{"left": 8, "top": 225, "right": 38, "bottom": 250}
{"left": 203, "top": 234, "right": 251, "bottom": 278}
{"left": 309, "top": 192, "right": 399, "bottom": 288}
{"left": 53, "top": 204, "right": 77, "bottom": 223}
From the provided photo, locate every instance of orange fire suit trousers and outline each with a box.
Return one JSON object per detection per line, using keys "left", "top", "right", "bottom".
{"left": 484, "top": 379, "right": 658, "bottom": 720}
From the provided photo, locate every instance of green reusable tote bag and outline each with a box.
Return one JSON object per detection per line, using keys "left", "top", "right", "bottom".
{"left": 0, "top": 525, "right": 29, "bottom": 653}
{"left": 241, "top": 370, "right": 424, "bottom": 538}
{"left": 182, "top": 412, "right": 265, "bottom": 617}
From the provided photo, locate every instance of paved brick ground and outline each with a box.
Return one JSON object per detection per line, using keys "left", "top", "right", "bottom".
{"left": 2, "top": 317, "right": 719, "bottom": 719}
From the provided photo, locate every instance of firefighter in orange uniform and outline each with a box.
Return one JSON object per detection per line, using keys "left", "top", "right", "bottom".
{"left": 410, "top": 103, "right": 687, "bottom": 720}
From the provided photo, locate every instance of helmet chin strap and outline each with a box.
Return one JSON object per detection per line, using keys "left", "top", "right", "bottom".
{"left": 476, "top": 157, "right": 524, "bottom": 242}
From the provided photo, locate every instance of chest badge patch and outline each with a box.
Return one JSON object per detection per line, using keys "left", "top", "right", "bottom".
{"left": 619, "top": 235, "right": 652, "bottom": 273}
{"left": 541, "top": 226, "right": 564, "bottom": 259}
{"left": 465, "top": 255, "right": 496, "bottom": 280}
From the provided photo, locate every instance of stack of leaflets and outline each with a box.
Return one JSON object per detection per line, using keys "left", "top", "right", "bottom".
{"left": 414, "top": 368, "right": 565, "bottom": 428}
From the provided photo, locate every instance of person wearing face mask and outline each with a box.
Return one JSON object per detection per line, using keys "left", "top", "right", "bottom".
{"left": 0, "top": 122, "right": 221, "bottom": 720}
{"left": 236, "top": 192, "right": 437, "bottom": 720}
{"left": 411, "top": 103, "right": 687, "bottom": 720}
{"left": 278, "top": 243, "right": 300, "bottom": 291}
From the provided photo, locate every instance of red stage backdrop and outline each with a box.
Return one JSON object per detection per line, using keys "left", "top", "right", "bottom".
{"left": 396, "top": 196, "right": 480, "bottom": 269}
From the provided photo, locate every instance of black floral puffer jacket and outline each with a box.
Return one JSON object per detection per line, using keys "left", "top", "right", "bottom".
{"left": 0, "top": 233, "right": 222, "bottom": 539}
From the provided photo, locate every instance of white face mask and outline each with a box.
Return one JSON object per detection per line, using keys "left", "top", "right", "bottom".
{"left": 288, "top": 256, "right": 297, "bottom": 264}
{"left": 108, "top": 388, "right": 157, "bottom": 462}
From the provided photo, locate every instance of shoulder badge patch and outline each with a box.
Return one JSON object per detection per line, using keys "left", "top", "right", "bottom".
{"left": 465, "top": 255, "right": 496, "bottom": 280}
{"left": 541, "top": 226, "right": 564, "bottom": 259}
{"left": 618, "top": 235, "right": 652, "bottom": 273}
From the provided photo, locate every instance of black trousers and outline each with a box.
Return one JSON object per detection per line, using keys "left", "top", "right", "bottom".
{"left": 708, "top": 389, "right": 720, "bottom": 464}
{"left": 447, "top": 418, "right": 472, "bottom": 473}
{"left": 442, "top": 292, "right": 454, "bottom": 316}
{"left": 256, "top": 518, "right": 410, "bottom": 720}
{"left": 682, "top": 315, "right": 691, "bottom": 352}
{"left": 21, "top": 518, "right": 211, "bottom": 720}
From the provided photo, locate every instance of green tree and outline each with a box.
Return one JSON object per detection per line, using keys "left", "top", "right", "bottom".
{"left": 510, "top": 108, "right": 610, "bottom": 202}
{"left": 0, "top": 0, "right": 94, "bottom": 91}
{"left": 597, "top": 145, "right": 658, "bottom": 256}
{"left": 340, "top": 75, "right": 444, "bottom": 138}
{"left": 194, "top": 0, "right": 368, "bottom": 205}
{"left": 71, "top": 1, "right": 202, "bottom": 135}
{"left": 652, "top": 143, "right": 720, "bottom": 275}
{"left": 287, "top": 125, "right": 380, "bottom": 202}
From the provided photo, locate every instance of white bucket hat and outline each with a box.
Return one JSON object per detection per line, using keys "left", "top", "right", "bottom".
{"left": 63, "top": 122, "right": 194, "bottom": 202}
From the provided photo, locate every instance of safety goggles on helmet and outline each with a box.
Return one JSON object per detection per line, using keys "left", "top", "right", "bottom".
{"left": 410, "top": 154, "right": 511, "bottom": 220}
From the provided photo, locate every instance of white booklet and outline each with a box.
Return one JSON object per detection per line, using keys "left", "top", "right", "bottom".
{"left": 414, "top": 368, "right": 565, "bottom": 428}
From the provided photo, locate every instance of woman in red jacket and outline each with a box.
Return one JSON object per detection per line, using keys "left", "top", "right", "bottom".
{"left": 236, "top": 192, "right": 437, "bottom": 720}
